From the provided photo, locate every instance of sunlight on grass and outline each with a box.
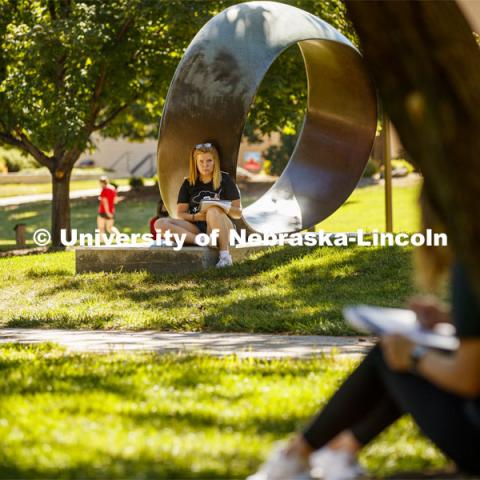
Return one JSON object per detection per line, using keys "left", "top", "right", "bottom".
{"left": 0, "top": 181, "right": 421, "bottom": 249}
{"left": 318, "top": 181, "right": 421, "bottom": 233}
{"left": 0, "top": 344, "right": 446, "bottom": 479}
{"left": 0, "top": 178, "right": 131, "bottom": 198}
{"left": 0, "top": 244, "right": 414, "bottom": 333}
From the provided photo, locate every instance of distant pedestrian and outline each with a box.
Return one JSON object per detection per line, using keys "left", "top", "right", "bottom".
{"left": 97, "top": 175, "right": 119, "bottom": 241}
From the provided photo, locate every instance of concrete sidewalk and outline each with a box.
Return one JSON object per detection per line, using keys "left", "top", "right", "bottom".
{"left": 0, "top": 185, "right": 132, "bottom": 206}
{"left": 0, "top": 329, "right": 375, "bottom": 358}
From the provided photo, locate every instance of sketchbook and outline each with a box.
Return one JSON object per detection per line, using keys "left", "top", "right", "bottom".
{"left": 199, "top": 199, "right": 231, "bottom": 213}
{"left": 343, "top": 304, "right": 459, "bottom": 351}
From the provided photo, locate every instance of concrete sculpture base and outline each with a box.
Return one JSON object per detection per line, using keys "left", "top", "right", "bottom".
{"left": 75, "top": 244, "right": 268, "bottom": 274}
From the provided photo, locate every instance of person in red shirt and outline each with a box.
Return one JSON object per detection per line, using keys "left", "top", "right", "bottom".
{"left": 97, "top": 175, "right": 119, "bottom": 242}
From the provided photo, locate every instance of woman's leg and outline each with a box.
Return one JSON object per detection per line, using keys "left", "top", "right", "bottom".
{"left": 154, "top": 217, "right": 200, "bottom": 244}
{"left": 302, "top": 345, "right": 480, "bottom": 473}
{"left": 105, "top": 218, "right": 114, "bottom": 234}
{"left": 301, "top": 345, "right": 398, "bottom": 450}
{"left": 97, "top": 215, "right": 107, "bottom": 242}
{"left": 205, "top": 207, "right": 234, "bottom": 252}
{"left": 373, "top": 347, "right": 480, "bottom": 474}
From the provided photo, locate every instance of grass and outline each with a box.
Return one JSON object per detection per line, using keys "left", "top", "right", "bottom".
{"left": 0, "top": 343, "right": 447, "bottom": 480}
{"left": 0, "top": 180, "right": 421, "bottom": 250}
{"left": 0, "top": 181, "right": 421, "bottom": 332}
{"left": 0, "top": 178, "right": 132, "bottom": 198}
{"left": 0, "top": 189, "right": 157, "bottom": 250}
{"left": 318, "top": 180, "right": 421, "bottom": 233}
{"left": 0, "top": 244, "right": 414, "bottom": 332}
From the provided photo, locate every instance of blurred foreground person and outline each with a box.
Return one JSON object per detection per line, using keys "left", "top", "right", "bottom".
{"left": 247, "top": 191, "right": 480, "bottom": 480}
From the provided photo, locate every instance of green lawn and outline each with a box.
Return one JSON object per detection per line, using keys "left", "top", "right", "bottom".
{"left": 0, "top": 190, "right": 156, "bottom": 250}
{"left": 0, "top": 343, "right": 447, "bottom": 480}
{"left": 0, "top": 244, "right": 414, "bottom": 332}
{"left": 0, "top": 178, "right": 132, "bottom": 198}
{"left": 0, "top": 180, "right": 421, "bottom": 250}
{"left": 0, "top": 181, "right": 421, "bottom": 332}
{"left": 319, "top": 180, "right": 421, "bottom": 233}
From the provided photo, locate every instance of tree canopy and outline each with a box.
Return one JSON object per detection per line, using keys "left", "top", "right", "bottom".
{"left": 0, "top": 0, "right": 353, "bottom": 245}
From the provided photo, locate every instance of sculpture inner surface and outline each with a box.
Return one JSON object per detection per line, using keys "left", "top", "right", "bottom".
{"left": 157, "top": 1, "right": 377, "bottom": 233}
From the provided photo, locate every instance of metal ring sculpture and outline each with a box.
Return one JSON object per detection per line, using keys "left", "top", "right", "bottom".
{"left": 157, "top": 1, "right": 377, "bottom": 233}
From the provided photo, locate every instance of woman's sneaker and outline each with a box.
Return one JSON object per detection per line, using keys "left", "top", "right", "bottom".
{"left": 309, "top": 447, "right": 365, "bottom": 480}
{"left": 246, "top": 442, "right": 311, "bottom": 480}
{"left": 216, "top": 253, "right": 233, "bottom": 268}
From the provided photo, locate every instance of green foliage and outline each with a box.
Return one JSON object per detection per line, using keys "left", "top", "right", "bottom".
{"left": 264, "top": 133, "right": 297, "bottom": 176}
{"left": 391, "top": 158, "right": 416, "bottom": 174}
{"left": 0, "top": 0, "right": 354, "bottom": 243}
{"left": 0, "top": 0, "right": 353, "bottom": 153}
{"left": 128, "top": 176, "right": 144, "bottom": 188}
{"left": 363, "top": 157, "right": 381, "bottom": 178}
{"left": 0, "top": 146, "right": 39, "bottom": 172}
{"left": 0, "top": 344, "right": 447, "bottom": 479}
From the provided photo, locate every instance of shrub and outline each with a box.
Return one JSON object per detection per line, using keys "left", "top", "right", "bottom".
{"left": 0, "top": 147, "right": 40, "bottom": 172}
{"left": 391, "top": 158, "right": 415, "bottom": 174}
{"left": 264, "top": 133, "right": 297, "bottom": 176}
{"left": 0, "top": 157, "right": 7, "bottom": 174}
{"left": 363, "top": 158, "right": 381, "bottom": 177}
{"left": 129, "top": 176, "right": 144, "bottom": 189}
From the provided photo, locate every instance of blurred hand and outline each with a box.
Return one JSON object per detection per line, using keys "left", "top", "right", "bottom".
{"left": 408, "top": 295, "right": 451, "bottom": 330}
{"left": 380, "top": 334, "right": 415, "bottom": 372}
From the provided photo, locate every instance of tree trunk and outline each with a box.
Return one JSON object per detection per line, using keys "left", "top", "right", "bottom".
{"left": 51, "top": 166, "right": 72, "bottom": 248}
{"left": 345, "top": 0, "right": 480, "bottom": 295}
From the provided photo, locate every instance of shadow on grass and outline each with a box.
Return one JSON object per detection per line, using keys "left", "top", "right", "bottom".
{"left": 3, "top": 245, "right": 413, "bottom": 333}
{"left": 0, "top": 455, "right": 253, "bottom": 480}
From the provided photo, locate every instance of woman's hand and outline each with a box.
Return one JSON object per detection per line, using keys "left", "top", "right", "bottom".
{"left": 193, "top": 211, "right": 207, "bottom": 222}
{"left": 380, "top": 334, "right": 415, "bottom": 372}
{"left": 408, "top": 295, "right": 451, "bottom": 330}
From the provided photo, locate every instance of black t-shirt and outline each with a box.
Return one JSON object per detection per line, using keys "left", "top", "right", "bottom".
{"left": 452, "top": 261, "right": 480, "bottom": 338}
{"left": 177, "top": 171, "right": 241, "bottom": 214}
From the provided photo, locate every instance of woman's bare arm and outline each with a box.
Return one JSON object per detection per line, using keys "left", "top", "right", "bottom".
{"left": 176, "top": 203, "right": 206, "bottom": 222}
{"left": 418, "top": 339, "right": 480, "bottom": 397}
{"left": 227, "top": 199, "right": 242, "bottom": 220}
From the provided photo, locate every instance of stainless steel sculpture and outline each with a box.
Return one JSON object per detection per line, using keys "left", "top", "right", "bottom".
{"left": 157, "top": 1, "right": 377, "bottom": 233}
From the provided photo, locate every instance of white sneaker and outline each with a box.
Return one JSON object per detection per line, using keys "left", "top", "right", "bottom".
{"left": 309, "top": 447, "right": 365, "bottom": 480}
{"left": 246, "top": 442, "right": 311, "bottom": 480}
{"left": 216, "top": 254, "right": 233, "bottom": 268}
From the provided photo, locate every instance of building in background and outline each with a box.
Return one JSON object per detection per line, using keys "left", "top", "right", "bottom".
{"left": 78, "top": 132, "right": 281, "bottom": 178}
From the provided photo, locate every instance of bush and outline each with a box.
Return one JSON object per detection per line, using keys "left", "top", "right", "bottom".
{"left": 0, "top": 157, "right": 7, "bottom": 174}
{"left": 391, "top": 158, "right": 415, "bottom": 174}
{"left": 363, "top": 158, "right": 381, "bottom": 177}
{"left": 264, "top": 133, "right": 297, "bottom": 176}
{"left": 0, "top": 147, "right": 40, "bottom": 172}
{"left": 129, "top": 176, "right": 144, "bottom": 189}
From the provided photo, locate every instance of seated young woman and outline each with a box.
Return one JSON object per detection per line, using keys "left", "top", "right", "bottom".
{"left": 248, "top": 189, "right": 480, "bottom": 480}
{"left": 154, "top": 142, "right": 242, "bottom": 268}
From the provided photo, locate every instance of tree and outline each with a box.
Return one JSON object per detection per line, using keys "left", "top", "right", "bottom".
{"left": 0, "top": 0, "right": 222, "bottom": 245}
{"left": 0, "top": 0, "right": 351, "bottom": 246}
{"left": 345, "top": 0, "right": 480, "bottom": 294}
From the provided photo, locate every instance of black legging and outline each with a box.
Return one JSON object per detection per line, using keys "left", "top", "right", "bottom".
{"left": 302, "top": 345, "right": 480, "bottom": 474}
